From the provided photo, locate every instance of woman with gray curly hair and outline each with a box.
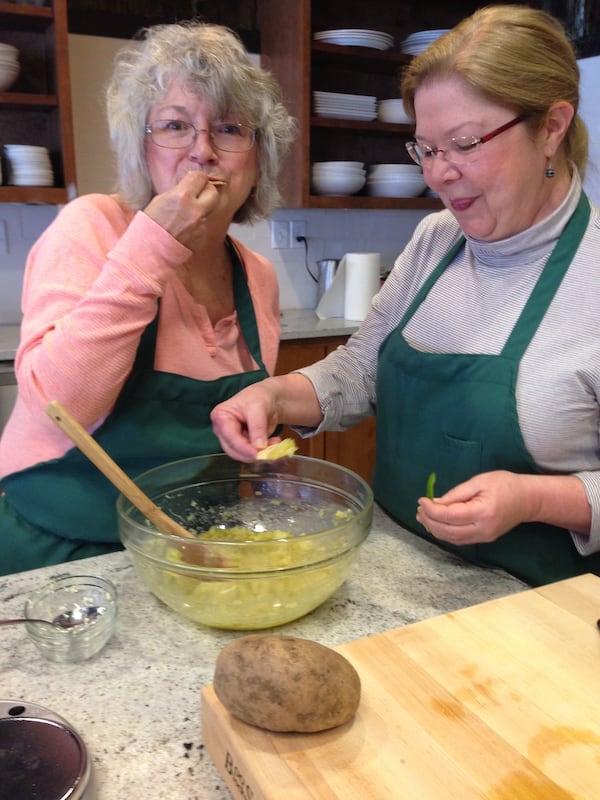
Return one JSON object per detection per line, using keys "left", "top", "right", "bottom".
{"left": 0, "top": 21, "right": 296, "bottom": 574}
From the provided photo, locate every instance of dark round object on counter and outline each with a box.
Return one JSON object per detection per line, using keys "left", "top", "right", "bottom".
{"left": 0, "top": 714, "right": 89, "bottom": 800}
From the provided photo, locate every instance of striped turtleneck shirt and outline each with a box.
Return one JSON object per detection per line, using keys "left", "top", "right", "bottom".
{"left": 298, "top": 172, "right": 600, "bottom": 556}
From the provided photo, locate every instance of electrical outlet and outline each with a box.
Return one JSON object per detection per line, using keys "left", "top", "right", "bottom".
{"left": 290, "top": 220, "right": 307, "bottom": 248}
{"left": 270, "top": 220, "right": 289, "bottom": 249}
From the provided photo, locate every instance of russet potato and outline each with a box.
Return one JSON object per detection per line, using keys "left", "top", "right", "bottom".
{"left": 213, "top": 634, "right": 361, "bottom": 732}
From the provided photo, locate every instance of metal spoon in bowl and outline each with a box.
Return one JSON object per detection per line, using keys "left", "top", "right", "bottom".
{"left": 0, "top": 606, "right": 102, "bottom": 630}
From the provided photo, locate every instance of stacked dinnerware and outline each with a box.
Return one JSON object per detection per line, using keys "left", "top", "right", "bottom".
{"left": 0, "top": 43, "right": 20, "bottom": 92}
{"left": 377, "top": 99, "right": 412, "bottom": 125}
{"left": 314, "top": 29, "right": 394, "bottom": 51}
{"left": 400, "top": 29, "right": 451, "bottom": 55}
{"left": 311, "top": 161, "right": 366, "bottom": 196}
{"left": 4, "top": 144, "right": 54, "bottom": 187}
{"left": 366, "top": 164, "right": 426, "bottom": 197}
{"left": 313, "top": 90, "right": 377, "bottom": 121}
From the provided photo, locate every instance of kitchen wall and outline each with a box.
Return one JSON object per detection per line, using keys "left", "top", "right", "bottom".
{"left": 2, "top": 39, "right": 597, "bottom": 327}
{"left": 0, "top": 34, "right": 431, "bottom": 325}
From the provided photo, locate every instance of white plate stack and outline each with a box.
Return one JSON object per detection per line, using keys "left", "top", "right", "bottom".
{"left": 400, "top": 29, "right": 451, "bottom": 55}
{"left": 366, "top": 163, "right": 426, "bottom": 197}
{"left": 311, "top": 161, "right": 366, "bottom": 196}
{"left": 314, "top": 29, "right": 394, "bottom": 51}
{"left": 313, "top": 90, "right": 377, "bottom": 121}
{"left": 4, "top": 144, "right": 54, "bottom": 187}
{"left": 0, "top": 43, "right": 20, "bottom": 92}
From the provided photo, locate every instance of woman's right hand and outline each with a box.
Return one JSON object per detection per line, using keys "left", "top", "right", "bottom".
{"left": 210, "top": 379, "right": 281, "bottom": 462}
{"left": 143, "top": 171, "right": 221, "bottom": 250}
{"left": 211, "top": 373, "right": 324, "bottom": 462}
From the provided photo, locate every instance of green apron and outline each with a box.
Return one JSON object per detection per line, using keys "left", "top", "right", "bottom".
{"left": 373, "top": 193, "right": 600, "bottom": 586}
{"left": 0, "top": 237, "right": 270, "bottom": 573}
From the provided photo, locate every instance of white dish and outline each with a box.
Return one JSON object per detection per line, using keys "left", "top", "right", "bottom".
{"left": 368, "top": 164, "right": 422, "bottom": 174}
{"left": 314, "top": 90, "right": 377, "bottom": 103}
{"left": 314, "top": 102, "right": 377, "bottom": 112}
{"left": 402, "top": 29, "right": 450, "bottom": 42}
{"left": 0, "top": 43, "right": 18, "bottom": 56}
{"left": 312, "top": 161, "right": 365, "bottom": 169}
{"left": 312, "top": 169, "right": 366, "bottom": 179}
{"left": 366, "top": 177, "right": 426, "bottom": 197}
{"left": 4, "top": 144, "right": 50, "bottom": 153}
{"left": 312, "top": 173, "right": 366, "bottom": 195}
{"left": 0, "top": 66, "right": 19, "bottom": 91}
{"left": 377, "top": 99, "right": 412, "bottom": 125}
{"left": 314, "top": 30, "right": 394, "bottom": 50}
{"left": 314, "top": 28, "right": 393, "bottom": 45}
{"left": 314, "top": 109, "right": 377, "bottom": 121}
{"left": 317, "top": 36, "right": 392, "bottom": 50}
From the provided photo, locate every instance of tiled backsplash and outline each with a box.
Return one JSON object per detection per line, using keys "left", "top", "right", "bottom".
{"left": 0, "top": 205, "right": 430, "bottom": 324}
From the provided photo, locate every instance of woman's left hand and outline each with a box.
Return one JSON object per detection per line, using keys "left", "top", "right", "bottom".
{"left": 416, "top": 470, "right": 533, "bottom": 545}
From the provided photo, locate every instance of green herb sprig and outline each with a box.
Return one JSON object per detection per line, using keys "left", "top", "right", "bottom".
{"left": 426, "top": 472, "right": 436, "bottom": 500}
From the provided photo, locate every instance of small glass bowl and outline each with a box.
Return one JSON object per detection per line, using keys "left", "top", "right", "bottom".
{"left": 25, "top": 575, "right": 117, "bottom": 662}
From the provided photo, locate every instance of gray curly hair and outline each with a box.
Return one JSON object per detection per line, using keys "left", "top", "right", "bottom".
{"left": 105, "top": 21, "right": 296, "bottom": 223}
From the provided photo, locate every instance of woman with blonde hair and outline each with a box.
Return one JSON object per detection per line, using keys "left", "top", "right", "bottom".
{"left": 211, "top": 6, "right": 600, "bottom": 586}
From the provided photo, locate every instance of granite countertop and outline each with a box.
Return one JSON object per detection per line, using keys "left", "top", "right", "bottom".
{"left": 0, "top": 505, "right": 526, "bottom": 800}
{"left": 280, "top": 308, "right": 359, "bottom": 340}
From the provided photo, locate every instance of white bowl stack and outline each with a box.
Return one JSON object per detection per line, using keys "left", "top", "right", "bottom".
{"left": 4, "top": 144, "right": 54, "bottom": 187}
{"left": 366, "top": 164, "right": 426, "bottom": 197}
{"left": 377, "top": 99, "right": 412, "bottom": 125}
{"left": 311, "top": 161, "right": 366, "bottom": 196}
{"left": 0, "top": 44, "right": 20, "bottom": 92}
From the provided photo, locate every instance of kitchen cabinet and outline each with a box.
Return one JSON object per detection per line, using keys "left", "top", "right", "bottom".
{"left": 276, "top": 336, "right": 376, "bottom": 483}
{"left": 0, "top": 0, "right": 76, "bottom": 204}
{"left": 257, "top": 0, "right": 530, "bottom": 211}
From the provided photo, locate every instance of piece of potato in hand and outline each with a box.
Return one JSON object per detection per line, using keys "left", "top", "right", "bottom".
{"left": 255, "top": 438, "right": 298, "bottom": 461}
{"left": 213, "top": 634, "right": 361, "bottom": 732}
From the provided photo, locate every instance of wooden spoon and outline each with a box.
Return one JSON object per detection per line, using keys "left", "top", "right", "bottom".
{"left": 45, "top": 401, "right": 196, "bottom": 540}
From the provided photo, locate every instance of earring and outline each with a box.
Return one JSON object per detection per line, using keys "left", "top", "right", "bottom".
{"left": 545, "top": 160, "right": 555, "bottom": 179}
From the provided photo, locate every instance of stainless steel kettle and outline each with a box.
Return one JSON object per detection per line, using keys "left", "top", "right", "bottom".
{"left": 316, "top": 259, "right": 339, "bottom": 301}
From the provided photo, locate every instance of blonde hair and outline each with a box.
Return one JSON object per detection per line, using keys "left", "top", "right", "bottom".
{"left": 106, "top": 21, "right": 296, "bottom": 222}
{"left": 401, "top": 5, "right": 588, "bottom": 175}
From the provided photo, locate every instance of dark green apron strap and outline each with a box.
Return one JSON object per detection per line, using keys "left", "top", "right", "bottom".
{"left": 226, "top": 236, "right": 266, "bottom": 371}
{"left": 502, "top": 192, "right": 591, "bottom": 361}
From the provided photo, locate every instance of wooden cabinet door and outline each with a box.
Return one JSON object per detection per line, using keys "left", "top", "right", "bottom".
{"left": 322, "top": 340, "right": 376, "bottom": 484}
{"left": 274, "top": 339, "right": 327, "bottom": 459}
{"left": 276, "top": 337, "right": 376, "bottom": 483}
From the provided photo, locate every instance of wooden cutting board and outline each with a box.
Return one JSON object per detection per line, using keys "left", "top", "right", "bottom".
{"left": 201, "top": 573, "right": 600, "bottom": 799}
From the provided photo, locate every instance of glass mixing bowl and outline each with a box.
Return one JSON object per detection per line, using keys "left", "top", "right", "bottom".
{"left": 117, "top": 454, "right": 373, "bottom": 630}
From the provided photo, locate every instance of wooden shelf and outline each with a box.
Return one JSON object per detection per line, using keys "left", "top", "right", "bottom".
{"left": 311, "top": 117, "right": 413, "bottom": 134}
{"left": 0, "top": 0, "right": 77, "bottom": 203}
{"left": 0, "top": 2, "right": 52, "bottom": 27}
{"left": 259, "top": 0, "right": 434, "bottom": 211}
{"left": 306, "top": 195, "right": 442, "bottom": 210}
{"left": 0, "top": 185, "right": 71, "bottom": 203}
{"left": 311, "top": 41, "right": 411, "bottom": 72}
{"left": 0, "top": 92, "right": 58, "bottom": 108}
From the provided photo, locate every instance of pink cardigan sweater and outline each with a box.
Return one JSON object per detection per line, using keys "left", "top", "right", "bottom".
{"left": 0, "top": 193, "right": 280, "bottom": 477}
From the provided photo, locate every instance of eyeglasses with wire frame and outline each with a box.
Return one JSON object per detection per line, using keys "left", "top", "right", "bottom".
{"left": 145, "top": 120, "right": 257, "bottom": 152}
{"left": 405, "top": 116, "right": 524, "bottom": 168}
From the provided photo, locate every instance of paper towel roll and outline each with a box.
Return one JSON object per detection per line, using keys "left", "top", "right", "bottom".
{"left": 343, "top": 252, "right": 381, "bottom": 321}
